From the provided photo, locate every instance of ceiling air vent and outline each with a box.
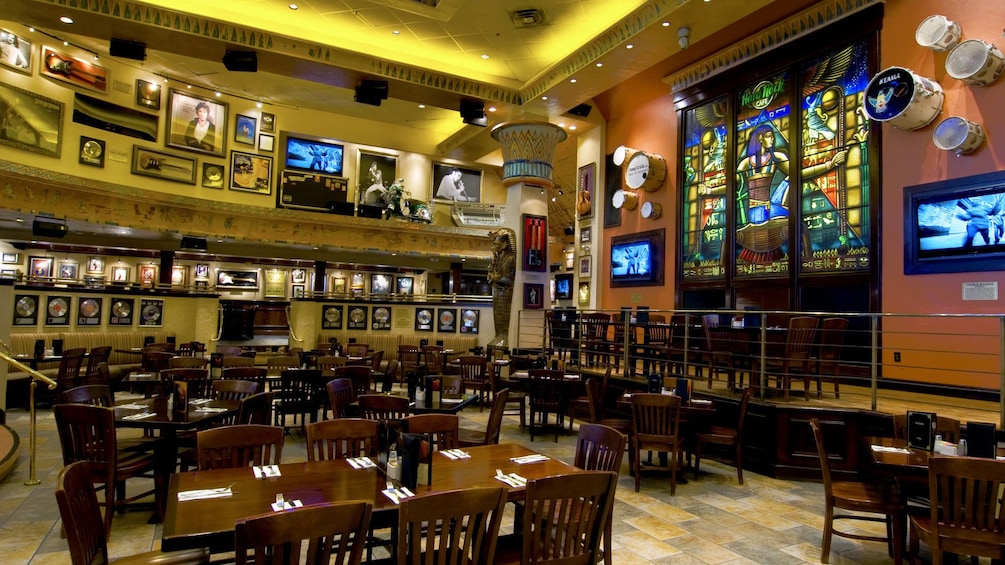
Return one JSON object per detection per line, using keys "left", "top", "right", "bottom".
{"left": 512, "top": 8, "right": 545, "bottom": 28}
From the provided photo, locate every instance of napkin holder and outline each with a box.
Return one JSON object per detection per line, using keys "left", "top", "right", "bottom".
{"left": 647, "top": 372, "right": 661, "bottom": 393}
{"left": 34, "top": 339, "right": 45, "bottom": 360}
{"left": 399, "top": 432, "right": 432, "bottom": 489}
{"left": 171, "top": 380, "right": 188, "bottom": 414}
{"left": 907, "top": 411, "right": 937, "bottom": 451}
{"left": 966, "top": 422, "right": 997, "bottom": 458}
{"left": 52, "top": 339, "right": 63, "bottom": 356}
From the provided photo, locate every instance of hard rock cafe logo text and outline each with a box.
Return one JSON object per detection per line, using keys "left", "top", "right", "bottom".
{"left": 741, "top": 78, "right": 785, "bottom": 110}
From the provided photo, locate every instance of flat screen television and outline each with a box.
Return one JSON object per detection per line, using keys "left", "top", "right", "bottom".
{"left": 282, "top": 133, "right": 344, "bottom": 176}
{"left": 554, "top": 274, "right": 573, "bottom": 300}
{"left": 610, "top": 229, "right": 665, "bottom": 287}
{"left": 904, "top": 170, "right": 1005, "bottom": 274}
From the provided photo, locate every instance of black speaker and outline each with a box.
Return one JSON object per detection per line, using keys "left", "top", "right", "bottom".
{"left": 328, "top": 201, "right": 355, "bottom": 216}
{"left": 354, "top": 80, "right": 388, "bottom": 106}
{"left": 222, "top": 50, "right": 257, "bottom": 72}
{"left": 460, "top": 100, "right": 486, "bottom": 127}
{"left": 32, "top": 218, "right": 67, "bottom": 238}
{"left": 563, "top": 226, "right": 574, "bottom": 236}
{"left": 109, "top": 38, "right": 146, "bottom": 61}
{"left": 180, "top": 236, "right": 208, "bottom": 251}
{"left": 567, "top": 103, "right": 592, "bottom": 117}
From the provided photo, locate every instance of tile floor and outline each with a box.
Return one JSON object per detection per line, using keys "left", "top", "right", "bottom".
{"left": 0, "top": 391, "right": 952, "bottom": 564}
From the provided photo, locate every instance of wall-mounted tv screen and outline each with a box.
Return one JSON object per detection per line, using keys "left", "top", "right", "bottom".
{"left": 554, "top": 274, "right": 573, "bottom": 300}
{"left": 905, "top": 170, "right": 1005, "bottom": 274}
{"left": 283, "top": 133, "right": 344, "bottom": 175}
{"left": 611, "top": 228, "right": 665, "bottom": 287}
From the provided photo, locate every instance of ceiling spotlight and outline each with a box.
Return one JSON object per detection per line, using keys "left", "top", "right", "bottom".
{"left": 570, "top": 78, "right": 577, "bottom": 83}
{"left": 569, "top": 125, "right": 577, "bottom": 130}
{"left": 626, "top": 43, "right": 634, "bottom": 49}
{"left": 481, "top": 54, "right": 489, "bottom": 59}
{"left": 289, "top": 3, "right": 298, "bottom": 9}
{"left": 459, "top": 100, "right": 486, "bottom": 127}
{"left": 59, "top": 16, "right": 73, "bottom": 24}
{"left": 488, "top": 106, "right": 497, "bottom": 112}
{"left": 418, "top": 104, "right": 426, "bottom": 109}
{"left": 541, "top": 96, "right": 548, "bottom": 100}
{"left": 662, "top": 21, "right": 670, "bottom": 27}
{"left": 63, "top": 40, "right": 68, "bottom": 46}
{"left": 678, "top": 27, "right": 691, "bottom": 50}
{"left": 256, "top": 101, "right": 262, "bottom": 108}
{"left": 596, "top": 62, "right": 603, "bottom": 67}
{"left": 392, "top": 30, "right": 400, "bottom": 35}
{"left": 552, "top": 196, "right": 557, "bottom": 202}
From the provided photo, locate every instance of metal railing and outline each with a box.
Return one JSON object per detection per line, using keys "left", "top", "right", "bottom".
{"left": 0, "top": 346, "right": 57, "bottom": 486}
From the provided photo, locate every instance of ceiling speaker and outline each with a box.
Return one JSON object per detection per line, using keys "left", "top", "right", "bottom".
{"left": 354, "top": 79, "right": 388, "bottom": 106}
{"left": 180, "top": 236, "right": 208, "bottom": 251}
{"left": 222, "top": 50, "right": 257, "bottom": 72}
{"left": 567, "top": 103, "right": 592, "bottom": 117}
{"left": 563, "top": 226, "right": 575, "bottom": 236}
{"left": 32, "top": 218, "right": 67, "bottom": 238}
{"left": 460, "top": 100, "right": 487, "bottom": 127}
{"left": 109, "top": 38, "right": 146, "bottom": 61}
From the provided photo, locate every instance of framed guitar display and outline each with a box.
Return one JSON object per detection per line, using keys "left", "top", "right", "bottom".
{"left": 522, "top": 214, "right": 547, "bottom": 272}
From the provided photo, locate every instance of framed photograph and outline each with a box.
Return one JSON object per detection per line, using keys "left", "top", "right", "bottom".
{"left": 58, "top": 261, "right": 78, "bottom": 281}
{"left": 138, "top": 264, "right": 158, "bottom": 285}
{"left": 217, "top": 269, "right": 259, "bottom": 289}
{"left": 229, "top": 151, "right": 272, "bottom": 194}
{"left": 165, "top": 89, "right": 228, "bottom": 157}
{"left": 29, "top": 256, "right": 53, "bottom": 279}
{"left": 581, "top": 226, "right": 592, "bottom": 244}
{"left": 350, "top": 273, "right": 365, "bottom": 289}
{"left": 0, "top": 29, "right": 32, "bottom": 75}
{"left": 1, "top": 269, "right": 20, "bottom": 279}
{"left": 135, "top": 79, "right": 161, "bottom": 110}
{"left": 264, "top": 269, "right": 286, "bottom": 298}
{"left": 78, "top": 136, "right": 105, "bottom": 167}
{"left": 131, "top": 145, "right": 197, "bottom": 184}
{"left": 578, "top": 282, "right": 591, "bottom": 305}
{"left": 432, "top": 163, "right": 482, "bottom": 203}
{"left": 139, "top": 298, "right": 163, "bottom": 327}
{"left": 292, "top": 284, "right": 305, "bottom": 298}
{"left": 522, "top": 214, "right": 547, "bottom": 272}
{"left": 111, "top": 266, "right": 130, "bottom": 283}
{"left": 0, "top": 80, "right": 63, "bottom": 157}
{"left": 358, "top": 151, "right": 397, "bottom": 206}
{"left": 577, "top": 162, "right": 595, "bottom": 219}
{"left": 46, "top": 295, "right": 71, "bottom": 326}
{"left": 234, "top": 113, "right": 256, "bottom": 145}
{"left": 171, "top": 265, "right": 188, "bottom": 286}
{"left": 579, "top": 255, "right": 592, "bottom": 276}
{"left": 201, "top": 163, "right": 225, "bottom": 189}
{"left": 86, "top": 256, "right": 105, "bottom": 274}
{"left": 370, "top": 273, "right": 392, "bottom": 295}
{"left": 1, "top": 253, "right": 20, "bottom": 263}
{"left": 333, "top": 276, "right": 347, "bottom": 294}
{"left": 40, "top": 46, "right": 108, "bottom": 93}
{"left": 291, "top": 268, "right": 307, "bottom": 284}
{"left": 396, "top": 276, "right": 413, "bottom": 295}
{"left": 194, "top": 263, "right": 210, "bottom": 279}
{"left": 524, "top": 283, "right": 544, "bottom": 309}
{"left": 260, "top": 112, "right": 275, "bottom": 133}
{"left": 258, "top": 133, "right": 274, "bottom": 152}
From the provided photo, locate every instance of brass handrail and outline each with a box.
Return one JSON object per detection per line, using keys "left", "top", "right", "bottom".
{"left": 0, "top": 349, "right": 56, "bottom": 486}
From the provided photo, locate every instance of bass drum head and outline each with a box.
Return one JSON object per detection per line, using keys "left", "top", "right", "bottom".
{"left": 612, "top": 145, "right": 635, "bottom": 166}
{"left": 625, "top": 152, "right": 667, "bottom": 191}
{"left": 946, "top": 39, "right": 1005, "bottom": 86}
{"left": 611, "top": 189, "right": 638, "bottom": 210}
{"left": 863, "top": 67, "right": 943, "bottom": 130}
{"left": 640, "top": 201, "right": 663, "bottom": 219}
{"left": 933, "top": 116, "right": 985, "bottom": 155}
{"left": 915, "top": 15, "right": 961, "bottom": 52}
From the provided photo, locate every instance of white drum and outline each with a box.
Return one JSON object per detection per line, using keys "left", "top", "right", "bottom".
{"left": 863, "top": 67, "right": 944, "bottom": 130}
{"left": 612, "top": 145, "right": 637, "bottom": 166}
{"left": 640, "top": 201, "right": 662, "bottom": 220}
{"left": 933, "top": 116, "right": 985, "bottom": 155}
{"left": 915, "top": 15, "right": 961, "bottom": 52}
{"left": 611, "top": 189, "right": 638, "bottom": 210}
{"left": 947, "top": 39, "right": 1005, "bottom": 86}
{"left": 624, "top": 152, "right": 667, "bottom": 191}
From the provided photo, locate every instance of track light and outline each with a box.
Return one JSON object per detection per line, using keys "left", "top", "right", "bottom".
{"left": 460, "top": 100, "right": 487, "bottom": 127}
{"left": 354, "top": 79, "right": 388, "bottom": 106}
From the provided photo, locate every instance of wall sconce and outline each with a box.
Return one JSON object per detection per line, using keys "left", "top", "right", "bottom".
{"left": 678, "top": 27, "right": 691, "bottom": 50}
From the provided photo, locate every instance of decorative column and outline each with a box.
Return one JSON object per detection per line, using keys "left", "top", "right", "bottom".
{"left": 491, "top": 121, "right": 568, "bottom": 189}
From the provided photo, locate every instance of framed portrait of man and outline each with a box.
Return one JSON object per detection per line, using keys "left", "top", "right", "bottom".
{"left": 431, "top": 163, "right": 482, "bottom": 204}
{"left": 165, "top": 89, "right": 228, "bottom": 157}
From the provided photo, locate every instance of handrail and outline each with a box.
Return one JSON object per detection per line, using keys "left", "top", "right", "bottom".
{"left": 285, "top": 305, "right": 302, "bottom": 344}
{"left": 210, "top": 302, "right": 223, "bottom": 342}
{"left": 0, "top": 349, "right": 56, "bottom": 487}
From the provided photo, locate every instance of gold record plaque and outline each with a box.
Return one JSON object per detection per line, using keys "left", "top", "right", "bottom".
{"left": 14, "top": 294, "right": 38, "bottom": 325}
{"left": 78, "top": 297, "right": 102, "bottom": 326}
{"left": 347, "top": 306, "right": 367, "bottom": 330}
{"left": 437, "top": 308, "right": 457, "bottom": 333}
{"left": 460, "top": 309, "right": 479, "bottom": 334}
{"left": 415, "top": 308, "right": 434, "bottom": 332}
{"left": 46, "top": 296, "right": 71, "bottom": 326}
{"left": 138, "top": 299, "right": 163, "bottom": 327}
{"left": 322, "top": 304, "right": 343, "bottom": 330}
{"left": 372, "top": 307, "right": 391, "bottom": 331}
{"left": 109, "top": 298, "right": 134, "bottom": 326}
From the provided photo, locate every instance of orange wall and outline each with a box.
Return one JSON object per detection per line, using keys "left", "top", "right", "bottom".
{"left": 595, "top": 0, "right": 1005, "bottom": 387}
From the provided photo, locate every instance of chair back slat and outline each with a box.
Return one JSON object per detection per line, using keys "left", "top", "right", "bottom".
{"left": 306, "top": 418, "right": 379, "bottom": 461}
{"left": 196, "top": 424, "right": 284, "bottom": 470}
{"left": 235, "top": 501, "right": 372, "bottom": 565}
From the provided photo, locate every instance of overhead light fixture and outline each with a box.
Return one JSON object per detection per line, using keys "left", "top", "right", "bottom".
{"left": 59, "top": 16, "right": 73, "bottom": 24}
{"left": 222, "top": 49, "right": 258, "bottom": 72}
{"left": 354, "top": 79, "right": 388, "bottom": 106}
{"left": 678, "top": 27, "right": 691, "bottom": 50}
{"left": 460, "top": 100, "right": 486, "bottom": 127}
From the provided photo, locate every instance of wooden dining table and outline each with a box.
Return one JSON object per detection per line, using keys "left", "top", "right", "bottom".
{"left": 162, "top": 442, "right": 583, "bottom": 554}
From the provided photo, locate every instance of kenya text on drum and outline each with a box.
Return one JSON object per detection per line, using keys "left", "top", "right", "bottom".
{"left": 863, "top": 67, "right": 944, "bottom": 130}
{"left": 915, "top": 15, "right": 961, "bottom": 52}
{"left": 625, "top": 152, "right": 667, "bottom": 192}
{"left": 933, "top": 116, "right": 985, "bottom": 156}
{"left": 946, "top": 39, "right": 1005, "bottom": 86}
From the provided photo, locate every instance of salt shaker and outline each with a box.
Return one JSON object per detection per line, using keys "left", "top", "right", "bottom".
{"left": 959, "top": 438, "right": 967, "bottom": 456}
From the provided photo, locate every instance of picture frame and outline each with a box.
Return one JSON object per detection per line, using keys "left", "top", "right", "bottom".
{"left": 260, "top": 112, "right": 275, "bottom": 133}
{"left": 217, "top": 269, "right": 259, "bottom": 289}
{"left": 0, "top": 80, "right": 63, "bottom": 157}
{"left": 258, "top": 133, "right": 274, "bottom": 152}
{"left": 521, "top": 214, "right": 547, "bottom": 272}
{"left": 171, "top": 265, "right": 188, "bottom": 286}
{"left": 13, "top": 294, "right": 38, "bottom": 325}
{"left": 291, "top": 268, "right": 307, "bottom": 284}
{"left": 201, "top": 163, "right": 225, "bottom": 189}
{"left": 229, "top": 150, "right": 273, "bottom": 194}
{"left": 292, "top": 284, "right": 305, "bottom": 298}
{"left": 581, "top": 226, "right": 592, "bottom": 244}
{"left": 265, "top": 269, "right": 286, "bottom": 298}
{"left": 431, "top": 162, "right": 482, "bottom": 203}
{"left": 579, "top": 255, "right": 592, "bottom": 276}
{"left": 1, "top": 253, "right": 20, "bottom": 264}
{"left": 0, "top": 270, "right": 18, "bottom": 279}
{"left": 577, "top": 162, "right": 595, "bottom": 219}
{"left": 111, "top": 266, "right": 129, "bottom": 283}
{"left": 78, "top": 136, "right": 105, "bottom": 167}
{"left": 138, "top": 298, "right": 163, "bottom": 327}
{"left": 131, "top": 145, "right": 197, "bottom": 185}
{"left": 524, "top": 283, "right": 544, "bottom": 309}
{"left": 58, "top": 261, "right": 78, "bottom": 281}
{"left": 46, "top": 295, "right": 71, "bottom": 326}
{"left": 86, "top": 256, "right": 105, "bottom": 274}
{"left": 165, "top": 89, "right": 228, "bottom": 157}
{"left": 40, "top": 46, "right": 108, "bottom": 93}
{"left": 0, "top": 29, "right": 32, "bottom": 75}
{"left": 322, "top": 305, "right": 343, "bottom": 329}
{"left": 350, "top": 272, "right": 365, "bottom": 289}
{"left": 138, "top": 264, "right": 158, "bottom": 286}
{"left": 333, "top": 276, "right": 347, "bottom": 294}
{"left": 358, "top": 150, "right": 397, "bottom": 206}
{"left": 234, "top": 114, "right": 256, "bottom": 145}
{"left": 370, "top": 273, "right": 392, "bottom": 295}
{"left": 77, "top": 297, "right": 102, "bottom": 325}
{"left": 135, "top": 79, "right": 161, "bottom": 110}
{"left": 109, "top": 298, "right": 134, "bottom": 326}
{"left": 29, "top": 256, "right": 53, "bottom": 279}
{"left": 194, "top": 263, "right": 209, "bottom": 279}
{"left": 579, "top": 282, "right": 591, "bottom": 305}
{"left": 396, "top": 276, "right": 413, "bottom": 295}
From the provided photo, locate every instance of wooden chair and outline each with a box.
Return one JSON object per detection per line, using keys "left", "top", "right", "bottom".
{"left": 168, "top": 356, "right": 210, "bottom": 369}
{"left": 221, "top": 356, "right": 255, "bottom": 368}
{"left": 273, "top": 369, "right": 324, "bottom": 430}
{"left": 630, "top": 393, "right": 684, "bottom": 495}
{"left": 403, "top": 414, "right": 460, "bottom": 451}
{"left": 574, "top": 424, "right": 627, "bottom": 565}
{"left": 909, "top": 455, "right": 1005, "bottom": 565}
{"left": 216, "top": 346, "right": 243, "bottom": 357}
{"left": 568, "top": 366, "right": 613, "bottom": 431}
{"left": 701, "top": 314, "right": 740, "bottom": 390}
{"left": 53, "top": 348, "right": 87, "bottom": 403}
{"left": 305, "top": 418, "right": 379, "bottom": 461}
{"left": 140, "top": 350, "right": 174, "bottom": 374}
{"left": 267, "top": 355, "right": 301, "bottom": 376}
{"left": 235, "top": 501, "right": 372, "bottom": 565}
{"left": 756, "top": 316, "right": 819, "bottom": 401}
{"left": 53, "top": 404, "right": 162, "bottom": 537}
{"left": 369, "top": 350, "right": 384, "bottom": 374}
{"left": 318, "top": 355, "right": 348, "bottom": 372}
{"left": 55, "top": 461, "right": 209, "bottom": 565}
{"left": 211, "top": 379, "right": 259, "bottom": 401}
{"left": 633, "top": 314, "right": 670, "bottom": 377}
{"left": 495, "top": 471, "right": 617, "bottom": 565}
{"left": 893, "top": 414, "right": 962, "bottom": 443}
{"left": 694, "top": 387, "right": 753, "bottom": 484}
{"left": 398, "top": 345, "right": 424, "bottom": 390}
{"left": 459, "top": 389, "right": 509, "bottom": 447}
{"left": 84, "top": 346, "right": 112, "bottom": 385}
{"left": 196, "top": 424, "right": 284, "bottom": 470}
{"left": 580, "top": 312, "right": 612, "bottom": 367}
{"left": 160, "top": 368, "right": 210, "bottom": 398}
{"left": 345, "top": 342, "right": 370, "bottom": 360}
{"left": 237, "top": 391, "right": 274, "bottom": 425}
{"left": 457, "top": 355, "right": 491, "bottom": 410}
{"left": 63, "top": 384, "right": 114, "bottom": 406}
{"left": 527, "top": 369, "right": 567, "bottom": 442}
{"left": 327, "top": 378, "right": 357, "bottom": 419}
{"left": 421, "top": 344, "right": 445, "bottom": 375}
{"left": 490, "top": 363, "right": 525, "bottom": 428}
{"left": 398, "top": 486, "right": 507, "bottom": 565}
{"left": 809, "top": 418, "right": 903, "bottom": 565}
{"left": 583, "top": 378, "right": 633, "bottom": 453}
{"left": 331, "top": 365, "right": 372, "bottom": 397}
{"left": 814, "top": 317, "right": 849, "bottom": 398}
{"left": 219, "top": 367, "right": 267, "bottom": 393}
{"left": 358, "top": 394, "right": 410, "bottom": 422}
{"left": 147, "top": 342, "right": 176, "bottom": 352}
{"left": 380, "top": 358, "right": 399, "bottom": 393}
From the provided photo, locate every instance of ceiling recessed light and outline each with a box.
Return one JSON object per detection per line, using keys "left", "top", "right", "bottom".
{"left": 596, "top": 62, "right": 603, "bottom": 67}
{"left": 418, "top": 104, "right": 426, "bottom": 109}
{"left": 256, "top": 101, "right": 263, "bottom": 108}
{"left": 569, "top": 125, "right": 577, "bottom": 130}
{"left": 289, "top": 3, "right": 298, "bottom": 9}
{"left": 15, "top": 218, "right": 23, "bottom": 223}
{"left": 488, "top": 106, "right": 496, "bottom": 112}
{"left": 392, "top": 30, "right": 400, "bottom": 35}
{"left": 570, "top": 78, "right": 577, "bottom": 83}
{"left": 28, "top": 27, "right": 35, "bottom": 32}
{"left": 59, "top": 16, "right": 73, "bottom": 24}
{"left": 558, "top": 123, "right": 566, "bottom": 128}
{"left": 163, "top": 77, "right": 169, "bottom": 83}
{"left": 63, "top": 40, "right": 68, "bottom": 46}
{"left": 541, "top": 96, "right": 548, "bottom": 100}
{"left": 481, "top": 54, "right": 489, "bottom": 59}
{"left": 626, "top": 43, "right": 634, "bottom": 49}
{"left": 215, "top": 91, "right": 221, "bottom": 97}
{"left": 662, "top": 21, "right": 671, "bottom": 27}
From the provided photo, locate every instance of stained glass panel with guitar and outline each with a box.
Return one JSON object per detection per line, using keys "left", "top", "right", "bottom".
{"left": 522, "top": 214, "right": 547, "bottom": 272}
